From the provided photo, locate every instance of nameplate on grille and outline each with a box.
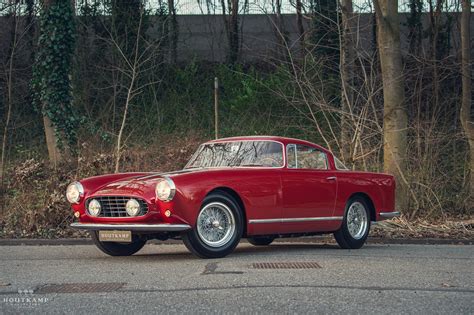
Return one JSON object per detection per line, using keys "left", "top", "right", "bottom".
{"left": 99, "top": 230, "right": 132, "bottom": 243}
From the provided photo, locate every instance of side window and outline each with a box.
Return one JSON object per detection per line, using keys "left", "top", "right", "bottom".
{"left": 287, "top": 144, "right": 328, "bottom": 170}
{"left": 334, "top": 156, "right": 348, "bottom": 170}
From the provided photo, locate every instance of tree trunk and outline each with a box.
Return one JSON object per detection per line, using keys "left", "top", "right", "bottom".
{"left": 229, "top": 0, "right": 239, "bottom": 64}
{"left": 295, "top": 0, "right": 305, "bottom": 56}
{"left": 273, "top": 0, "right": 287, "bottom": 61}
{"left": 220, "top": 0, "right": 239, "bottom": 64}
{"left": 374, "top": 0, "right": 408, "bottom": 213}
{"left": 1, "top": 3, "right": 19, "bottom": 212}
{"left": 460, "top": 0, "right": 473, "bottom": 208}
{"left": 168, "top": 0, "right": 178, "bottom": 64}
{"left": 43, "top": 115, "right": 61, "bottom": 168}
{"left": 340, "top": 0, "right": 355, "bottom": 164}
{"left": 428, "top": 0, "right": 442, "bottom": 117}
{"left": 41, "top": 0, "right": 62, "bottom": 166}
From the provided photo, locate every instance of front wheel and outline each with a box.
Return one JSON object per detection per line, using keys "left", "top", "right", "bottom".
{"left": 182, "top": 192, "right": 243, "bottom": 258}
{"left": 334, "top": 197, "right": 371, "bottom": 249}
{"left": 90, "top": 231, "right": 146, "bottom": 256}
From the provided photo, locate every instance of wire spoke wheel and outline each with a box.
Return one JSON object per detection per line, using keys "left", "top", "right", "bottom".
{"left": 346, "top": 201, "right": 368, "bottom": 240}
{"left": 196, "top": 202, "right": 236, "bottom": 247}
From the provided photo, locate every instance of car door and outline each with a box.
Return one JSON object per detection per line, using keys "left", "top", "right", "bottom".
{"left": 281, "top": 144, "right": 337, "bottom": 233}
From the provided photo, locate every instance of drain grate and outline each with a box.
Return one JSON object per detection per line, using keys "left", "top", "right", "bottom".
{"left": 36, "top": 283, "right": 125, "bottom": 294}
{"left": 252, "top": 262, "right": 321, "bottom": 269}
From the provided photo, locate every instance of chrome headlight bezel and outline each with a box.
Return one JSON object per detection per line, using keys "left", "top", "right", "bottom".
{"left": 87, "top": 199, "right": 101, "bottom": 217}
{"left": 66, "top": 182, "right": 84, "bottom": 204}
{"left": 155, "top": 177, "right": 176, "bottom": 202}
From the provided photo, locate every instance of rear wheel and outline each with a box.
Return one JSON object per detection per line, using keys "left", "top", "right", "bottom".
{"left": 182, "top": 192, "right": 243, "bottom": 258}
{"left": 247, "top": 236, "right": 275, "bottom": 246}
{"left": 334, "top": 196, "right": 371, "bottom": 249}
{"left": 90, "top": 231, "right": 146, "bottom": 256}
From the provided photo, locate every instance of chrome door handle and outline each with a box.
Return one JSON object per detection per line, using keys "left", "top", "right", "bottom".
{"left": 326, "top": 176, "right": 337, "bottom": 181}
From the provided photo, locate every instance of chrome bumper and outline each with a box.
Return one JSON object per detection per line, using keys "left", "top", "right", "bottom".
{"left": 70, "top": 222, "right": 191, "bottom": 232}
{"left": 379, "top": 211, "right": 401, "bottom": 219}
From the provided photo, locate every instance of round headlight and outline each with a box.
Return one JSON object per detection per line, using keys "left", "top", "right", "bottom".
{"left": 155, "top": 177, "right": 176, "bottom": 202}
{"left": 88, "top": 199, "right": 101, "bottom": 217}
{"left": 66, "top": 182, "right": 84, "bottom": 204}
{"left": 126, "top": 199, "right": 141, "bottom": 217}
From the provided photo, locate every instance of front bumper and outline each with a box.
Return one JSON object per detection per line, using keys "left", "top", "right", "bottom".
{"left": 379, "top": 211, "right": 401, "bottom": 219}
{"left": 70, "top": 222, "right": 191, "bottom": 232}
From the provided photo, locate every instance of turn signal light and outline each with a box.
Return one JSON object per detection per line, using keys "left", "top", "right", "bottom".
{"left": 164, "top": 209, "right": 171, "bottom": 217}
{"left": 74, "top": 211, "right": 80, "bottom": 218}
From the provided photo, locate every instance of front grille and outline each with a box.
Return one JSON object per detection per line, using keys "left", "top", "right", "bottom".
{"left": 86, "top": 196, "right": 148, "bottom": 217}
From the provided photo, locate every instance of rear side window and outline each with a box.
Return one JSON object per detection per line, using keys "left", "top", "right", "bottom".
{"left": 287, "top": 144, "right": 328, "bottom": 170}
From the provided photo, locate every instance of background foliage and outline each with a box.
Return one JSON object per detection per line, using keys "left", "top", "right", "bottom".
{"left": 0, "top": 0, "right": 472, "bottom": 237}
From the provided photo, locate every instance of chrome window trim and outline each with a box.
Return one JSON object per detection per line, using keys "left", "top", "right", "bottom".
{"left": 185, "top": 139, "right": 286, "bottom": 169}
{"left": 249, "top": 216, "right": 343, "bottom": 224}
{"left": 287, "top": 144, "right": 297, "bottom": 168}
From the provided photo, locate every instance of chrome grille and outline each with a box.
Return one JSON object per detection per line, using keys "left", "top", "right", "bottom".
{"left": 86, "top": 196, "right": 148, "bottom": 217}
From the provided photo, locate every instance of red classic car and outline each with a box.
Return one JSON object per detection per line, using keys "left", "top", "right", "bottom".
{"left": 68, "top": 136, "right": 399, "bottom": 258}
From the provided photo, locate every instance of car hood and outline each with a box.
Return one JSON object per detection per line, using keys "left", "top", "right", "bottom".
{"left": 91, "top": 168, "right": 204, "bottom": 196}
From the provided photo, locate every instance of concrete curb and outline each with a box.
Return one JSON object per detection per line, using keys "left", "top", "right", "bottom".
{"left": 0, "top": 237, "right": 471, "bottom": 246}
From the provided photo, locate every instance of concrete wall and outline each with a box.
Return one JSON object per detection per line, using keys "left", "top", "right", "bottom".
{"left": 1, "top": 13, "right": 473, "bottom": 63}
{"left": 148, "top": 13, "right": 474, "bottom": 62}
{"left": 169, "top": 15, "right": 304, "bottom": 62}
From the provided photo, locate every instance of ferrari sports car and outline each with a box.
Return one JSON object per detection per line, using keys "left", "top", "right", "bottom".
{"left": 68, "top": 136, "right": 399, "bottom": 258}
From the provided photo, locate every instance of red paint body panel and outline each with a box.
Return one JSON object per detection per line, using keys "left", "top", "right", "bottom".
{"left": 71, "top": 136, "right": 396, "bottom": 236}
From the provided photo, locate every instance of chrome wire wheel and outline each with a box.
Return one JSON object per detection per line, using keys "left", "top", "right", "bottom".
{"left": 346, "top": 201, "right": 368, "bottom": 240}
{"left": 196, "top": 202, "right": 236, "bottom": 248}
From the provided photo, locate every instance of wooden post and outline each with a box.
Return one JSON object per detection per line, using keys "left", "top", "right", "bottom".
{"left": 214, "top": 77, "right": 219, "bottom": 139}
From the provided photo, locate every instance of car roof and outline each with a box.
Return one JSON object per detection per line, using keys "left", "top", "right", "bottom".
{"left": 205, "top": 136, "right": 330, "bottom": 153}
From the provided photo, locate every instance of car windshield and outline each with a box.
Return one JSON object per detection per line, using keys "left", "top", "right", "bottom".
{"left": 185, "top": 140, "right": 284, "bottom": 168}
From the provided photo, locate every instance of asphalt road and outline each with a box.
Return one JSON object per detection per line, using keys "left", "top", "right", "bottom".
{"left": 0, "top": 242, "right": 473, "bottom": 314}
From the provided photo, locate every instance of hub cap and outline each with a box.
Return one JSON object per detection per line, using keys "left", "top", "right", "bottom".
{"left": 346, "top": 201, "right": 368, "bottom": 239}
{"left": 197, "top": 202, "right": 235, "bottom": 247}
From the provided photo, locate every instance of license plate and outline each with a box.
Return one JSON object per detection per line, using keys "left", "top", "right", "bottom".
{"left": 99, "top": 230, "right": 132, "bottom": 243}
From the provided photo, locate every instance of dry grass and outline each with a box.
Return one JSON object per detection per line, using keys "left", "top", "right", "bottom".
{"left": 372, "top": 216, "right": 474, "bottom": 240}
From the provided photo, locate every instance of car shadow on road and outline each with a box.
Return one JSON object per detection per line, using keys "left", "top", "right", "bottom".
{"left": 122, "top": 243, "right": 343, "bottom": 261}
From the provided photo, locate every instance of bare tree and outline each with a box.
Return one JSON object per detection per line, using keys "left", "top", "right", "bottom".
{"left": 339, "top": 0, "right": 355, "bottom": 164}
{"left": 106, "top": 8, "right": 165, "bottom": 173}
{"left": 1, "top": 2, "right": 20, "bottom": 210}
{"left": 373, "top": 0, "right": 408, "bottom": 212}
{"left": 460, "top": 0, "right": 473, "bottom": 207}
